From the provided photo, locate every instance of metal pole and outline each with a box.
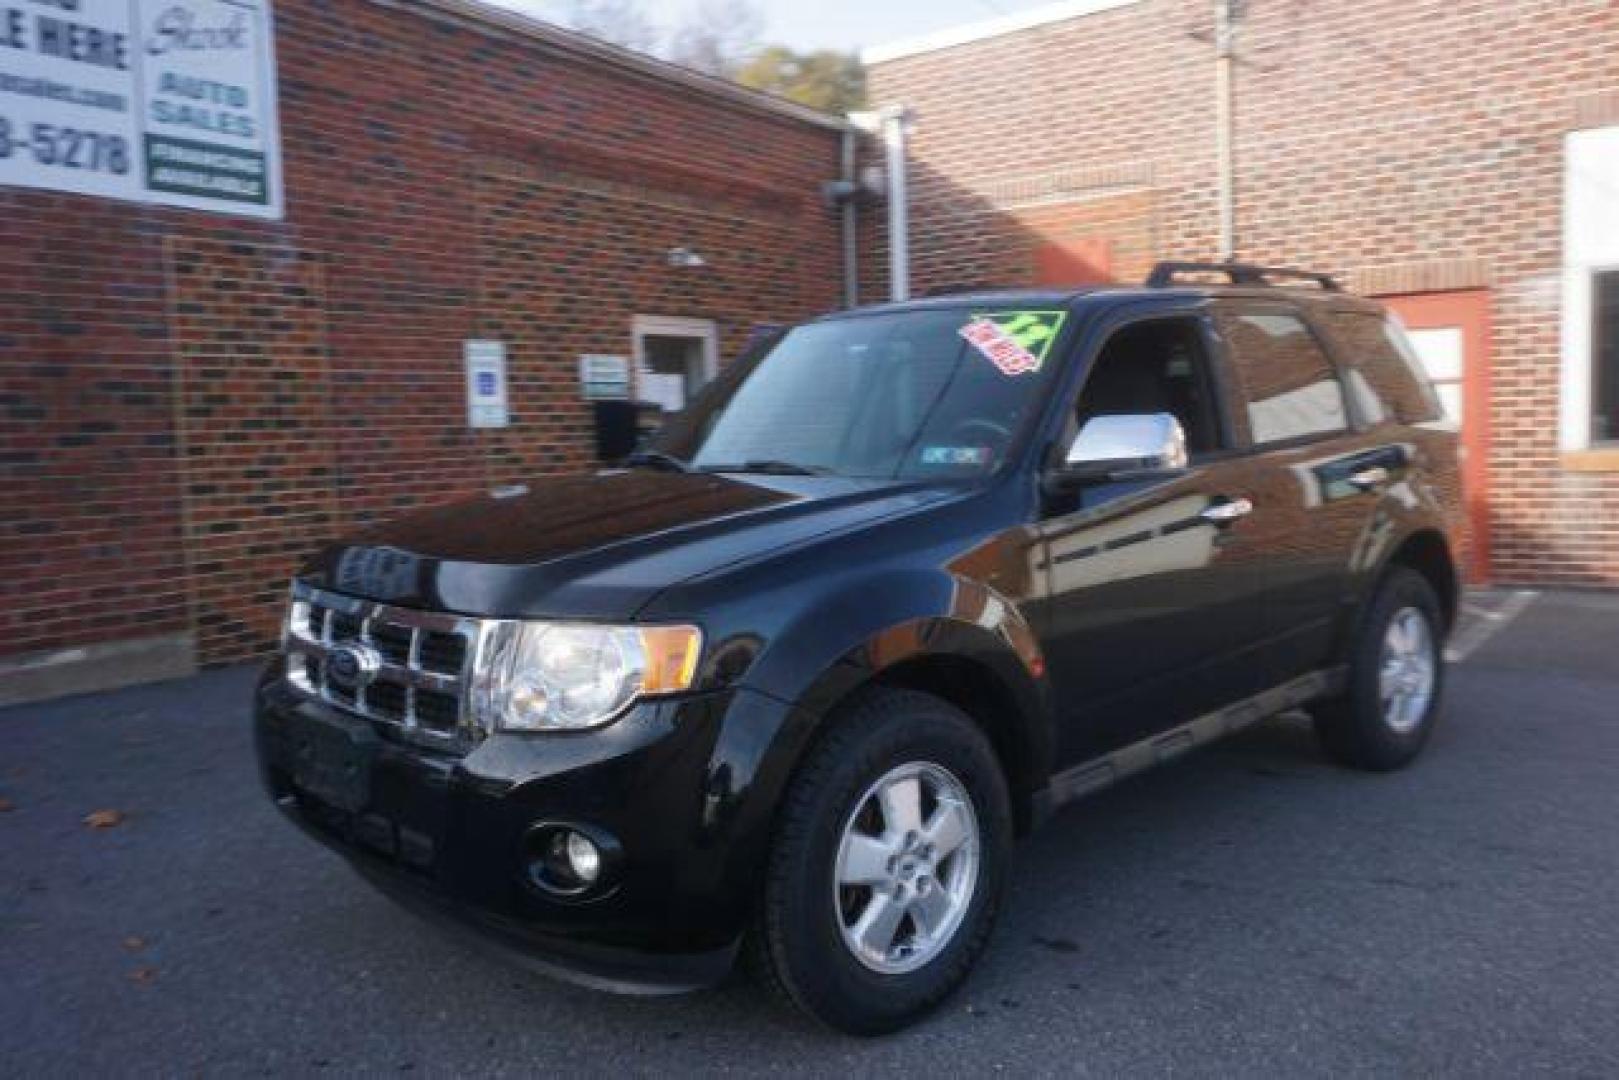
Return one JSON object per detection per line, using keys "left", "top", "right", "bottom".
{"left": 884, "top": 107, "right": 912, "bottom": 302}
{"left": 1215, "top": 0, "right": 1235, "bottom": 261}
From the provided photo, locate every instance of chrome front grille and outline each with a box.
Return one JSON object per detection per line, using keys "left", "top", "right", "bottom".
{"left": 283, "top": 583, "right": 486, "bottom": 746}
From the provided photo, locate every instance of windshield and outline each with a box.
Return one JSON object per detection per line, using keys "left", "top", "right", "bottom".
{"left": 649, "top": 308, "right": 1069, "bottom": 480}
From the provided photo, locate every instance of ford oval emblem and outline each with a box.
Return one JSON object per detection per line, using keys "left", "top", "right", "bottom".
{"left": 327, "top": 642, "right": 382, "bottom": 690}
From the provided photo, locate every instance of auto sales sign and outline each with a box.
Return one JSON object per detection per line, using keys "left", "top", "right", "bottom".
{"left": 0, "top": 0, "right": 282, "bottom": 218}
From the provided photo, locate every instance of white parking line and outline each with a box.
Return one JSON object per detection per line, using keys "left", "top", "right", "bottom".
{"left": 1445, "top": 590, "right": 1538, "bottom": 663}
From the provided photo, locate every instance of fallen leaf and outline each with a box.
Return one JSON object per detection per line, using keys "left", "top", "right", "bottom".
{"left": 128, "top": 966, "right": 157, "bottom": 986}
{"left": 84, "top": 809, "right": 126, "bottom": 829}
{"left": 0, "top": 797, "right": 14, "bottom": 812}
{"left": 123, "top": 936, "right": 147, "bottom": 952}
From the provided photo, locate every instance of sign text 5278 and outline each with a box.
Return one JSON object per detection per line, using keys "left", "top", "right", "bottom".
{"left": 0, "top": 117, "right": 130, "bottom": 174}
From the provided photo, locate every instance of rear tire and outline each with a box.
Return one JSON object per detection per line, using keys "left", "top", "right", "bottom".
{"left": 1313, "top": 566, "right": 1446, "bottom": 771}
{"left": 750, "top": 687, "right": 1012, "bottom": 1034}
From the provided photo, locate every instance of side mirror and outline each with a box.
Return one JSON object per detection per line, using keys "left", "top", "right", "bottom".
{"left": 1052, "top": 413, "right": 1189, "bottom": 486}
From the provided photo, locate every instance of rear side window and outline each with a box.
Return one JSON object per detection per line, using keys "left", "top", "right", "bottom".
{"left": 1327, "top": 312, "right": 1444, "bottom": 424}
{"left": 1217, "top": 311, "right": 1347, "bottom": 445}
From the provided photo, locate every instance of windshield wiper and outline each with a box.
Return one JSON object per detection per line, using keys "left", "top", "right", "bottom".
{"left": 702, "top": 459, "right": 833, "bottom": 477}
{"left": 623, "top": 450, "right": 692, "bottom": 473}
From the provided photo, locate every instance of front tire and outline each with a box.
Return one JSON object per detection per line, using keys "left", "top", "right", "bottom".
{"left": 1313, "top": 566, "right": 1446, "bottom": 771}
{"left": 751, "top": 688, "right": 1012, "bottom": 1034}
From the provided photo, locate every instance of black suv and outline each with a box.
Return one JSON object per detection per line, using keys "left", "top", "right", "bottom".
{"left": 256, "top": 263, "right": 1461, "bottom": 1033}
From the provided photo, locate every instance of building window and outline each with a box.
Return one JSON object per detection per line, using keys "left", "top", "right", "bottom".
{"left": 633, "top": 316, "right": 718, "bottom": 414}
{"left": 1561, "top": 125, "right": 1619, "bottom": 454}
{"left": 1594, "top": 269, "right": 1619, "bottom": 444}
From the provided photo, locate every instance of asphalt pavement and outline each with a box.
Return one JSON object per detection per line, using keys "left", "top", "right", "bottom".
{"left": 3, "top": 589, "right": 1617, "bottom": 1076}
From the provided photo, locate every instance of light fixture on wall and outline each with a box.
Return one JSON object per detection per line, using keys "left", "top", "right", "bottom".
{"left": 666, "top": 247, "right": 706, "bottom": 268}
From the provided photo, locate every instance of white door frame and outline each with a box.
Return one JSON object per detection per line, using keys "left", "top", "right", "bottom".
{"left": 631, "top": 316, "right": 720, "bottom": 398}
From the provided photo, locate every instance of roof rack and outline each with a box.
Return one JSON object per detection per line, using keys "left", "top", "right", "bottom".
{"left": 1146, "top": 261, "right": 1342, "bottom": 292}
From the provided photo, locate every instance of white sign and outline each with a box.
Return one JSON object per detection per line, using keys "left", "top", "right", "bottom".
{"left": 464, "top": 340, "right": 509, "bottom": 429}
{"left": 639, "top": 372, "right": 685, "bottom": 414}
{"left": 579, "top": 354, "right": 630, "bottom": 401}
{"left": 0, "top": 0, "right": 282, "bottom": 218}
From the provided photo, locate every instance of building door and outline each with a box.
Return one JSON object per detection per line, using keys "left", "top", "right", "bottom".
{"left": 1380, "top": 290, "right": 1492, "bottom": 582}
{"left": 633, "top": 316, "right": 718, "bottom": 414}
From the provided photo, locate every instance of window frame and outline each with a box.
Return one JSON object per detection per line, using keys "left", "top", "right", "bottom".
{"left": 1210, "top": 300, "right": 1354, "bottom": 454}
{"left": 1062, "top": 309, "right": 1243, "bottom": 466}
{"left": 1587, "top": 265, "right": 1619, "bottom": 448}
{"left": 631, "top": 315, "right": 719, "bottom": 404}
{"left": 1560, "top": 125, "right": 1619, "bottom": 456}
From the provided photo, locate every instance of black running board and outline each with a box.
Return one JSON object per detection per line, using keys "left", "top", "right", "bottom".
{"left": 1033, "top": 667, "right": 1346, "bottom": 822}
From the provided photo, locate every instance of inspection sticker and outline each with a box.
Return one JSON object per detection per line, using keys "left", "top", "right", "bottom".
{"left": 959, "top": 311, "right": 1067, "bottom": 376}
{"left": 921, "top": 446, "right": 991, "bottom": 467}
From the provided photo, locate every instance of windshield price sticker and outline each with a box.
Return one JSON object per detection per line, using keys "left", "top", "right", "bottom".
{"left": 959, "top": 311, "right": 1067, "bottom": 376}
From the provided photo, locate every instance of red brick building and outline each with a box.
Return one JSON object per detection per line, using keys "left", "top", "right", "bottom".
{"left": 0, "top": 0, "right": 861, "bottom": 702}
{"left": 7, "top": 0, "right": 1618, "bottom": 705}
{"left": 866, "top": 0, "right": 1619, "bottom": 588}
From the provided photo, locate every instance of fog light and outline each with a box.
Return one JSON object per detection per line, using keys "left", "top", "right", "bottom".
{"left": 564, "top": 830, "right": 601, "bottom": 885}
{"left": 524, "top": 823, "right": 619, "bottom": 899}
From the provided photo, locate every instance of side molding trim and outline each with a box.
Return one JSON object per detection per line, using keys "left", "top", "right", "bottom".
{"left": 1034, "top": 667, "right": 1346, "bottom": 821}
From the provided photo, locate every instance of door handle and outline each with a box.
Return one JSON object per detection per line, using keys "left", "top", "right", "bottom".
{"left": 1200, "top": 497, "right": 1253, "bottom": 525}
{"left": 1348, "top": 466, "right": 1390, "bottom": 491}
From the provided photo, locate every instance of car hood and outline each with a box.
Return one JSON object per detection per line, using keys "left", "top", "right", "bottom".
{"left": 299, "top": 469, "right": 963, "bottom": 619}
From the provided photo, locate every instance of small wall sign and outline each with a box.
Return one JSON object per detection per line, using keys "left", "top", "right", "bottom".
{"left": 638, "top": 371, "right": 686, "bottom": 413}
{"left": 579, "top": 354, "right": 631, "bottom": 401}
{"left": 464, "top": 340, "right": 509, "bottom": 429}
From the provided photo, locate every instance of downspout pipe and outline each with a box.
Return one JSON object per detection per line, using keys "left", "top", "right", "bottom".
{"left": 1214, "top": 0, "right": 1236, "bottom": 261}
{"left": 882, "top": 106, "right": 913, "bottom": 302}
{"left": 850, "top": 105, "right": 914, "bottom": 303}
{"left": 840, "top": 128, "right": 859, "bottom": 309}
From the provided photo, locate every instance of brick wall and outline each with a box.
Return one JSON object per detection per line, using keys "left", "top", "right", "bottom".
{"left": 1, "top": 0, "right": 854, "bottom": 670}
{"left": 870, "top": 0, "right": 1619, "bottom": 585}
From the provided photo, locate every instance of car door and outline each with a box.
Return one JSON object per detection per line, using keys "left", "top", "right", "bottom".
{"left": 1035, "top": 304, "right": 1276, "bottom": 766}
{"left": 1209, "top": 300, "right": 1384, "bottom": 682}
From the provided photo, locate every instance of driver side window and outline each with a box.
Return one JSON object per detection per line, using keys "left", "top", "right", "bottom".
{"left": 1076, "top": 317, "right": 1227, "bottom": 458}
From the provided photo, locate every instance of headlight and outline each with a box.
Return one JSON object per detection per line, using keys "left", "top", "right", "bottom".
{"left": 475, "top": 622, "right": 702, "bottom": 732}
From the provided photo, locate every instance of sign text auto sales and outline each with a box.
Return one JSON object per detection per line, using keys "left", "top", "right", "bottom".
{"left": 0, "top": 0, "right": 282, "bottom": 218}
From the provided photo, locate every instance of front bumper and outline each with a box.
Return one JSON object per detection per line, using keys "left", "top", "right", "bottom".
{"left": 254, "top": 671, "right": 798, "bottom": 992}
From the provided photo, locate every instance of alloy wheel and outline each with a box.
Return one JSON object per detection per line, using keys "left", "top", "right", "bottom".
{"left": 832, "top": 761, "right": 981, "bottom": 975}
{"left": 1380, "top": 606, "right": 1436, "bottom": 734}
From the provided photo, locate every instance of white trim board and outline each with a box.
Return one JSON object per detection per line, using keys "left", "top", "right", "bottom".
{"left": 863, "top": 0, "right": 1147, "bottom": 65}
